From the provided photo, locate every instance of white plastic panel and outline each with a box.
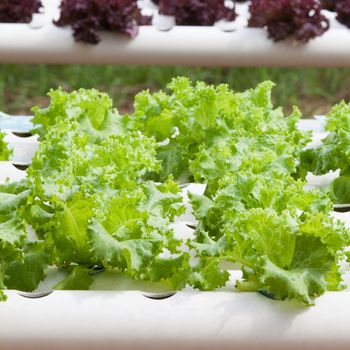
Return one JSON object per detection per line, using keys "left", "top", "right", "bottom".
{"left": 2, "top": 289, "right": 350, "bottom": 350}
{"left": 0, "top": 161, "right": 27, "bottom": 183}
{"left": 0, "top": 2, "right": 350, "bottom": 66}
{"left": 4, "top": 132, "right": 39, "bottom": 165}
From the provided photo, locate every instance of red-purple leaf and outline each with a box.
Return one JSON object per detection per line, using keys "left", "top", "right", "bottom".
{"left": 153, "top": 0, "right": 236, "bottom": 26}
{"left": 55, "top": 0, "right": 147, "bottom": 44}
{"left": 336, "top": 0, "right": 350, "bottom": 28}
{"left": 248, "top": 0, "right": 329, "bottom": 43}
{"left": 0, "top": 0, "right": 42, "bottom": 23}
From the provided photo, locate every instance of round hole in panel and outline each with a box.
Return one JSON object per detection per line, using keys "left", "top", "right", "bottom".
{"left": 12, "top": 132, "right": 33, "bottom": 138}
{"left": 185, "top": 223, "right": 196, "bottom": 230}
{"left": 143, "top": 291, "right": 177, "bottom": 300}
{"left": 12, "top": 164, "right": 30, "bottom": 171}
{"left": 334, "top": 206, "right": 350, "bottom": 213}
{"left": 18, "top": 291, "right": 53, "bottom": 299}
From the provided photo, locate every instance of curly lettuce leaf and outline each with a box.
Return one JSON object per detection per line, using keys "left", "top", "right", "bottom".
{"left": 248, "top": 0, "right": 329, "bottom": 43}
{"left": 190, "top": 172, "right": 348, "bottom": 304}
{"left": 129, "top": 78, "right": 347, "bottom": 305}
{"left": 27, "top": 121, "right": 161, "bottom": 202}
{"left": 130, "top": 78, "right": 309, "bottom": 188}
{"left": 154, "top": 0, "right": 236, "bottom": 26}
{"left": 230, "top": 209, "right": 347, "bottom": 305}
{"left": 5, "top": 242, "right": 49, "bottom": 292}
{"left": 31, "top": 88, "right": 127, "bottom": 139}
{"left": 54, "top": 0, "right": 146, "bottom": 44}
{"left": 0, "top": 189, "right": 31, "bottom": 297}
{"left": 0, "top": 131, "right": 11, "bottom": 161}
{"left": 89, "top": 220, "right": 161, "bottom": 273}
{"left": 299, "top": 101, "right": 350, "bottom": 203}
{"left": 0, "top": 0, "right": 42, "bottom": 23}
{"left": 17, "top": 88, "right": 187, "bottom": 290}
{"left": 1, "top": 82, "right": 348, "bottom": 307}
{"left": 300, "top": 101, "right": 350, "bottom": 177}
{"left": 54, "top": 266, "right": 94, "bottom": 291}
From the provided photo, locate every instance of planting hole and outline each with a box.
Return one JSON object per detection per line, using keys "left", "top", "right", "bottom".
{"left": 143, "top": 292, "right": 176, "bottom": 300}
{"left": 334, "top": 206, "right": 350, "bottom": 213}
{"left": 12, "top": 132, "right": 32, "bottom": 138}
{"left": 18, "top": 291, "right": 53, "bottom": 299}
{"left": 185, "top": 223, "right": 196, "bottom": 230}
{"left": 13, "top": 164, "right": 29, "bottom": 171}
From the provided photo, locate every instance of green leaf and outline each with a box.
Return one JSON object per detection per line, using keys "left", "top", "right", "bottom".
{"left": 141, "top": 180, "right": 185, "bottom": 223}
{"left": 0, "top": 131, "right": 11, "bottom": 161}
{"left": 0, "top": 291, "right": 7, "bottom": 302}
{"left": 244, "top": 209, "right": 297, "bottom": 269}
{"left": 0, "top": 190, "right": 30, "bottom": 215}
{"left": 189, "top": 258, "right": 230, "bottom": 291}
{"left": 0, "top": 216, "right": 26, "bottom": 246}
{"left": 192, "top": 84, "right": 218, "bottom": 129}
{"left": 228, "top": 207, "right": 347, "bottom": 304}
{"left": 88, "top": 220, "right": 160, "bottom": 273}
{"left": 143, "top": 254, "right": 190, "bottom": 290}
{"left": 258, "top": 235, "right": 332, "bottom": 305}
{"left": 5, "top": 242, "right": 49, "bottom": 292}
{"left": 0, "top": 209, "right": 28, "bottom": 296}
{"left": 54, "top": 195, "right": 93, "bottom": 256}
{"left": 54, "top": 266, "right": 93, "bottom": 290}
{"left": 330, "top": 175, "right": 350, "bottom": 204}
{"left": 189, "top": 231, "right": 228, "bottom": 257}
{"left": 32, "top": 88, "right": 126, "bottom": 140}
{"left": 189, "top": 192, "right": 214, "bottom": 220}
{"left": 298, "top": 102, "right": 350, "bottom": 178}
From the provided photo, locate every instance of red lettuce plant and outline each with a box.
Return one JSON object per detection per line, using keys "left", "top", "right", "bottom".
{"left": 55, "top": 0, "right": 148, "bottom": 44}
{"left": 152, "top": 0, "right": 236, "bottom": 26}
{"left": 248, "top": 0, "right": 329, "bottom": 42}
{"left": 335, "top": 0, "right": 350, "bottom": 28}
{"left": 0, "top": 0, "right": 42, "bottom": 23}
{"left": 320, "top": 0, "right": 350, "bottom": 28}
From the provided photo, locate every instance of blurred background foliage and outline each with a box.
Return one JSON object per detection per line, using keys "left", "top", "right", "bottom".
{"left": 0, "top": 65, "right": 349, "bottom": 117}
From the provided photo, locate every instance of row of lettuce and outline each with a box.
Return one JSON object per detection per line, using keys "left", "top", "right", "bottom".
{"left": 1, "top": 0, "right": 350, "bottom": 44}
{"left": 1, "top": 78, "right": 350, "bottom": 305}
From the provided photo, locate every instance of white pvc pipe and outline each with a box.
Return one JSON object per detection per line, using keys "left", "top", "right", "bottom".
{"left": 1, "top": 289, "right": 350, "bottom": 350}
{"left": 1, "top": 3, "right": 350, "bottom": 66}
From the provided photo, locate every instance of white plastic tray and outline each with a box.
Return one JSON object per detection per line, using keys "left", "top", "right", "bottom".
{"left": 1, "top": 1, "right": 350, "bottom": 66}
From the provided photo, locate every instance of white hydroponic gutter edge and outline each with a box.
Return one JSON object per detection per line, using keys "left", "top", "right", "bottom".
{"left": 0, "top": 1, "right": 350, "bottom": 66}
{"left": 1, "top": 289, "right": 350, "bottom": 350}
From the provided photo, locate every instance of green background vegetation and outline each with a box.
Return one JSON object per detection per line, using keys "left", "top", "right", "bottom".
{"left": 1, "top": 65, "right": 349, "bottom": 117}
